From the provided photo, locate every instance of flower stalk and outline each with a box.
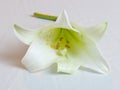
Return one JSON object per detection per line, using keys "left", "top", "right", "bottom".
{"left": 33, "top": 12, "right": 57, "bottom": 21}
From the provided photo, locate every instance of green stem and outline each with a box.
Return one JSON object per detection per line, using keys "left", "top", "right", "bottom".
{"left": 33, "top": 12, "right": 57, "bottom": 21}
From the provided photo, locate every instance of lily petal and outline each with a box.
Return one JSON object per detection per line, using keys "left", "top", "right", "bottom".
{"left": 55, "top": 10, "right": 73, "bottom": 29}
{"left": 57, "top": 56, "right": 81, "bottom": 74}
{"left": 48, "top": 10, "right": 79, "bottom": 33}
{"left": 73, "top": 38, "right": 109, "bottom": 74}
{"left": 22, "top": 39, "right": 58, "bottom": 72}
{"left": 78, "top": 40, "right": 109, "bottom": 74}
{"left": 57, "top": 49, "right": 109, "bottom": 74}
{"left": 72, "top": 22, "right": 108, "bottom": 42}
{"left": 57, "top": 31, "right": 109, "bottom": 74}
{"left": 14, "top": 24, "right": 37, "bottom": 45}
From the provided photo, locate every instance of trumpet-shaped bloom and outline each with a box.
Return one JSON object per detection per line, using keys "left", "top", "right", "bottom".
{"left": 14, "top": 10, "right": 109, "bottom": 74}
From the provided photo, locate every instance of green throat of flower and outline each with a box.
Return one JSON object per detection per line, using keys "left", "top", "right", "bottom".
{"left": 42, "top": 27, "right": 86, "bottom": 57}
{"left": 46, "top": 28, "right": 72, "bottom": 50}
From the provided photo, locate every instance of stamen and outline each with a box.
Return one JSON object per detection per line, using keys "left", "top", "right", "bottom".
{"left": 65, "top": 44, "right": 70, "bottom": 48}
{"left": 56, "top": 43, "right": 60, "bottom": 49}
{"left": 59, "top": 37, "right": 63, "bottom": 41}
{"left": 66, "top": 40, "right": 70, "bottom": 43}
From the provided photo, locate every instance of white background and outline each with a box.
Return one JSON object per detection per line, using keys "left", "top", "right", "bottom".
{"left": 0, "top": 0, "right": 120, "bottom": 90}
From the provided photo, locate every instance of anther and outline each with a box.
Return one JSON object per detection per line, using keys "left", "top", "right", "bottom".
{"left": 65, "top": 44, "right": 70, "bottom": 48}
{"left": 56, "top": 43, "right": 60, "bottom": 49}
{"left": 59, "top": 37, "right": 63, "bottom": 41}
{"left": 66, "top": 40, "right": 70, "bottom": 43}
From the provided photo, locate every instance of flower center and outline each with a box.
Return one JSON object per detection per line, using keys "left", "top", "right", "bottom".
{"left": 55, "top": 36, "right": 71, "bottom": 50}
{"left": 45, "top": 28, "right": 72, "bottom": 50}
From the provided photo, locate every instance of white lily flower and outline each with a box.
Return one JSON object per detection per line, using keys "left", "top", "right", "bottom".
{"left": 14, "top": 10, "right": 109, "bottom": 74}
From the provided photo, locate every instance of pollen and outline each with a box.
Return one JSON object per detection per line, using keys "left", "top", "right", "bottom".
{"left": 65, "top": 44, "right": 70, "bottom": 48}
{"left": 55, "top": 43, "right": 60, "bottom": 49}
{"left": 66, "top": 40, "right": 70, "bottom": 43}
{"left": 59, "top": 37, "right": 63, "bottom": 41}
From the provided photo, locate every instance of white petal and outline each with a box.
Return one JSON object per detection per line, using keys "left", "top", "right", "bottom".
{"left": 57, "top": 56, "right": 81, "bottom": 74}
{"left": 70, "top": 36, "right": 109, "bottom": 74}
{"left": 57, "top": 46, "right": 109, "bottom": 74}
{"left": 61, "top": 31, "right": 109, "bottom": 73}
{"left": 55, "top": 10, "right": 72, "bottom": 29}
{"left": 22, "top": 39, "right": 58, "bottom": 72}
{"left": 71, "top": 22, "right": 108, "bottom": 42}
{"left": 52, "top": 10, "right": 79, "bottom": 32}
{"left": 79, "top": 44, "right": 110, "bottom": 74}
{"left": 55, "top": 28, "right": 109, "bottom": 74}
{"left": 14, "top": 24, "right": 37, "bottom": 45}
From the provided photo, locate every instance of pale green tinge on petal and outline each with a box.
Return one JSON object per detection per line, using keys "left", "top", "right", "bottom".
{"left": 57, "top": 56, "right": 81, "bottom": 74}
{"left": 14, "top": 24, "right": 37, "bottom": 45}
{"left": 22, "top": 39, "right": 58, "bottom": 72}
{"left": 70, "top": 36, "right": 109, "bottom": 74}
{"left": 78, "top": 43, "right": 110, "bottom": 74}
{"left": 84, "top": 22, "right": 108, "bottom": 42}
{"left": 72, "top": 22, "right": 108, "bottom": 42}
{"left": 57, "top": 31, "right": 109, "bottom": 74}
